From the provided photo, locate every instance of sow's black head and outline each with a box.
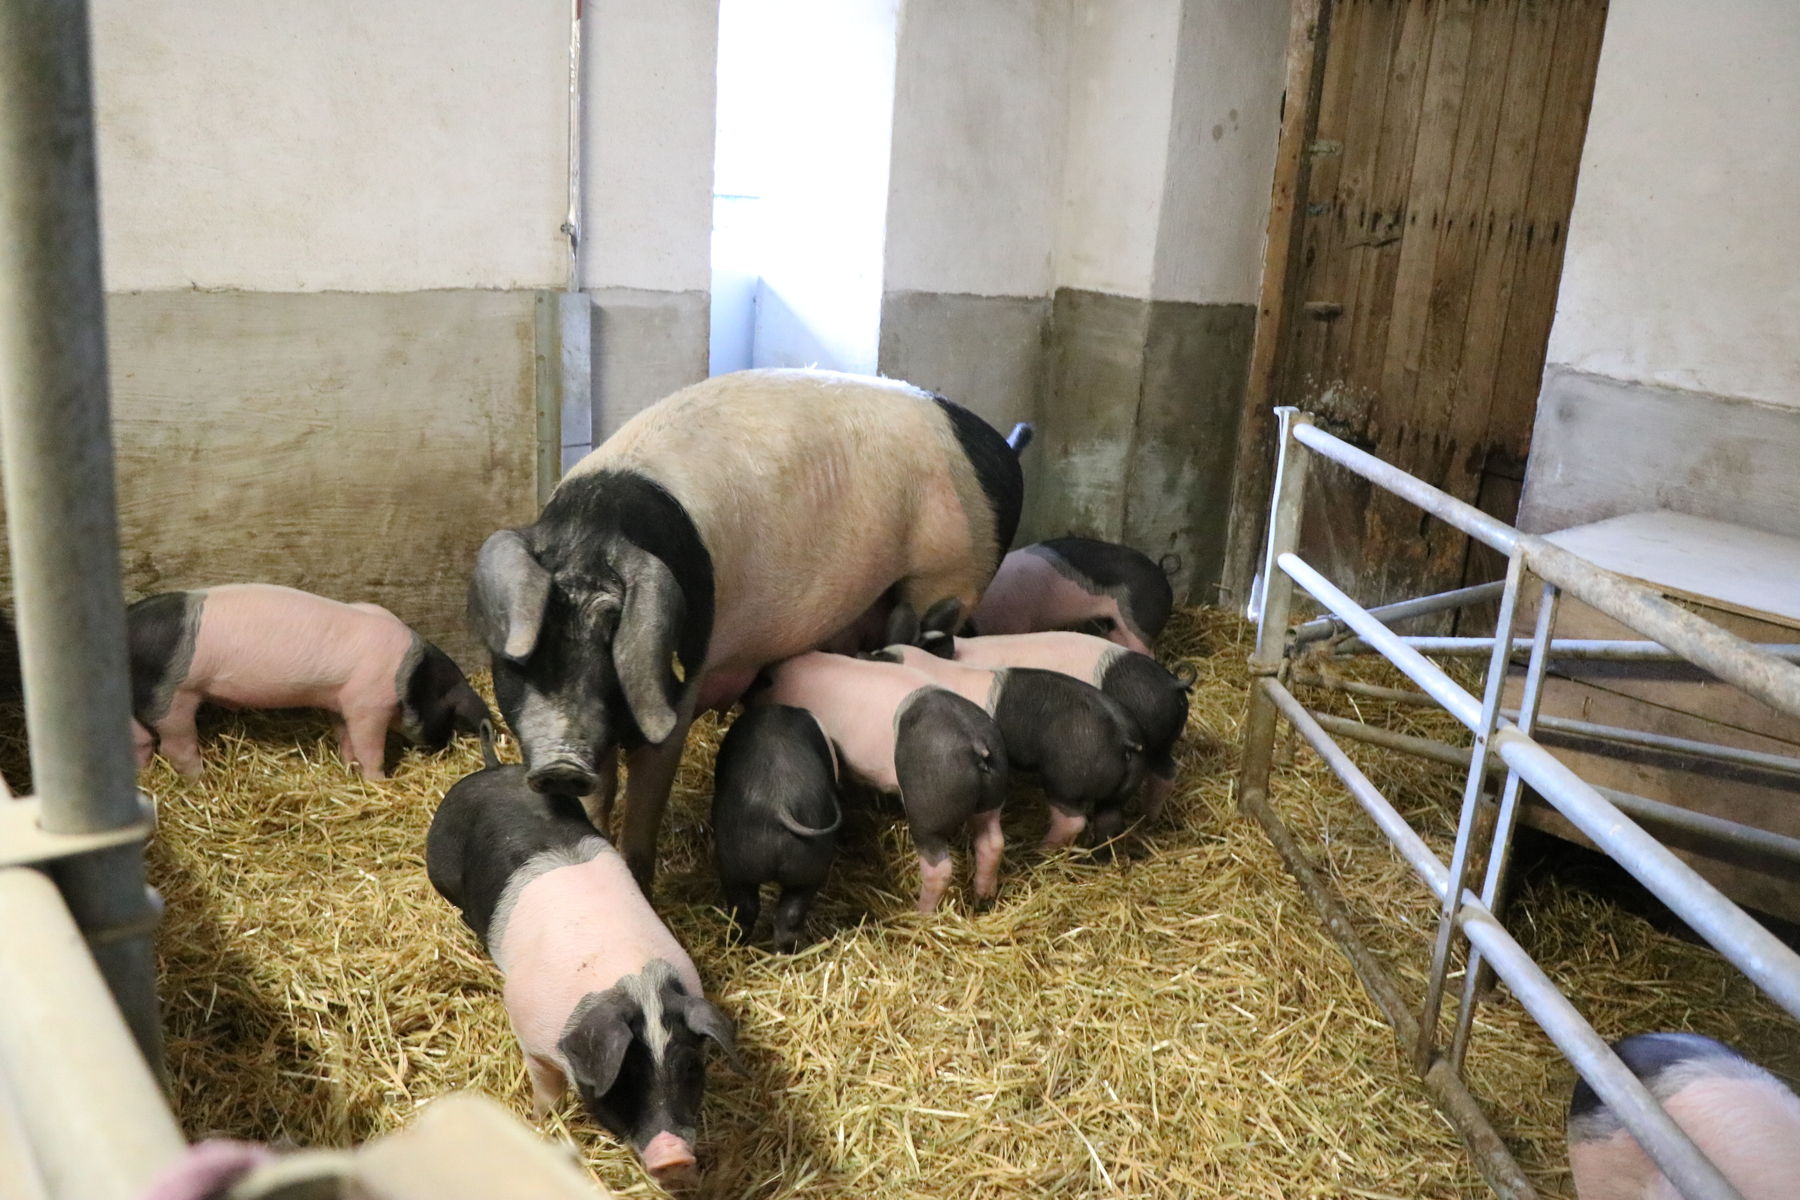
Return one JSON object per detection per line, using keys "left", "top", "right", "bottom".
{"left": 559, "top": 960, "right": 740, "bottom": 1182}
{"left": 400, "top": 638, "right": 493, "bottom": 752}
{"left": 468, "top": 471, "right": 714, "bottom": 797}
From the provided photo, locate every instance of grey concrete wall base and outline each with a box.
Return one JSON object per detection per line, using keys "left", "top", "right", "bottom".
{"left": 587, "top": 286, "right": 710, "bottom": 442}
{"left": 1520, "top": 367, "right": 1800, "bottom": 539}
{"left": 877, "top": 288, "right": 1052, "bottom": 538}
{"left": 1038, "top": 288, "right": 1254, "bottom": 601}
{"left": 0, "top": 289, "right": 546, "bottom": 663}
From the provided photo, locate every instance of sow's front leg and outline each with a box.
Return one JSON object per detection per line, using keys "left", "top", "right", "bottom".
{"left": 619, "top": 691, "right": 699, "bottom": 890}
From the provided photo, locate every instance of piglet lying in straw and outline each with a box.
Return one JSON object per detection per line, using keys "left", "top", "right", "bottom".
{"left": 712, "top": 703, "right": 842, "bottom": 951}
{"left": 758, "top": 652, "right": 1006, "bottom": 912}
{"left": 427, "top": 746, "right": 738, "bottom": 1187}
{"left": 1567, "top": 1032, "right": 1800, "bottom": 1200}
{"left": 127, "top": 584, "right": 489, "bottom": 779}
{"left": 871, "top": 644, "right": 1144, "bottom": 851}
{"left": 970, "top": 537, "right": 1177, "bottom": 655}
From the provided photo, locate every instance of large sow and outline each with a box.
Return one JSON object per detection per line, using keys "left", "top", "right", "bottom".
{"left": 468, "top": 369, "right": 1023, "bottom": 885}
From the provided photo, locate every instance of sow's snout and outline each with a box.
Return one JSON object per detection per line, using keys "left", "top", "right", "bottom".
{"left": 525, "top": 758, "right": 600, "bottom": 796}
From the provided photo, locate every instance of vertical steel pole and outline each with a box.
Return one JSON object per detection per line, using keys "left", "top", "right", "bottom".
{"left": 1239, "top": 408, "right": 1313, "bottom": 813}
{"left": 0, "top": 0, "right": 165, "bottom": 1066}
{"left": 1450, "top": 583, "right": 1560, "bottom": 1072}
{"left": 1414, "top": 551, "right": 1524, "bottom": 1071}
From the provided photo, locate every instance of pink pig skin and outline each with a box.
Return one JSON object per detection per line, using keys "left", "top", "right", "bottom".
{"left": 491, "top": 842, "right": 703, "bottom": 1116}
{"left": 140, "top": 584, "right": 419, "bottom": 780}
{"left": 761, "top": 653, "right": 935, "bottom": 792}
{"left": 1570, "top": 1073, "right": 1800, "bottom": 1200}
{"left": 972, "top": 550, "right": 1152, "bottom": 656}
{"left": 762, "top": 653, "right": 1004, "bottom": 911}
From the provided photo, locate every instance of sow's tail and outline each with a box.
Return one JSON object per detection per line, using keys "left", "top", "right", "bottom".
{"left": 478, "top": 718, "right": 500, "bottom": 769}
{"left": 1006, "top": 422, "right": 1035, "bottom": 455}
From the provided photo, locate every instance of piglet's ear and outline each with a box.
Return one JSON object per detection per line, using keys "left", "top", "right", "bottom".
{"left": 883, "top": 603, "right": 921, "bottom": 648}
{"left": 469, "top": 530, "right": 552, "bottom": 663}
{"left": 612, "top": 545, "right": 686, "bottom": 745}
{"left": 559, "top": 994, "right": 634, "bottom": 1097}
{"left": 682, "top": 997, "right": 746, "bottom": 1076}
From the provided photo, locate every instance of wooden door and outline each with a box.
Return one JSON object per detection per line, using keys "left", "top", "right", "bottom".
{"left": 1224, "top": 0, "right": 1608, "bottom": 614}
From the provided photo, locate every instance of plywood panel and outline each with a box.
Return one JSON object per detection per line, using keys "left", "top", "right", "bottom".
{"left": 0, "top": 289, "right": 544, "bottom": 664}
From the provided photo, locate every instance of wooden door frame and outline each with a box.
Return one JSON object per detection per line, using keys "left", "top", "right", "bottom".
{"left": 1220, "top": 0, "right": 1334, "bottom": 609}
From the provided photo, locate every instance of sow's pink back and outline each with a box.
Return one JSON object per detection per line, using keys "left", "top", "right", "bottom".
{"left": 187, "top": 584, "right": 414, "bottom": 710}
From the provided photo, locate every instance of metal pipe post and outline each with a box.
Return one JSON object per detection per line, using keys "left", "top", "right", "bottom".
{"left": 1416, "top": 552, "right": 1523, "bottom": 1071}
{"left": 0, "top": 0, "right": 164, "bottom": 1064}
{"left": 1291, "top": 580, "right": 1507, "bottom": 646}
{"left": 1238, "top": 408, "right": 1313, "bottom": 814}
{"left": 1451, "top": 582, "right": 1559, "bottom": 1071}
{"left": 1335, "top": 636, "right": 1800, "bottom": 663}
{"left": 0, "top": 869, "right": 183, "bottom": 1200}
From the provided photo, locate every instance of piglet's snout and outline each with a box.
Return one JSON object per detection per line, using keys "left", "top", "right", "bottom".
{"left": 525, "top": 759, "right": 599, "bottom": 796}
{"left": 642, "top": 1131, "right": 697, "bottom": 1184}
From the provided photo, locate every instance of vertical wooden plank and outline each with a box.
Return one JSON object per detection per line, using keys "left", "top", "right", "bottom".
{"left": 1486, "top": 0, "right": 1609, "bottom": 471}
{"left": 1220, "top": 0, "right": 1335, "bottom": 605}
{"left": 1460, "top": 0, "right": 1608, "bottom": 616}
{"left": 1285, "top": 0, "right": 1373, "bottom": 410}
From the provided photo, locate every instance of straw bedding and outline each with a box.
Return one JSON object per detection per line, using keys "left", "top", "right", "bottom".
{"left": 13, "top": 608, "right": 1795, "bottom": 1198}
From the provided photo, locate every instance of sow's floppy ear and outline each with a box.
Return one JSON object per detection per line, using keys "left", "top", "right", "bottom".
{"left": 469, "top": 529, "right": 552, "bottom": 663}
{"left": 612, "top": 541, "right": 688, "bottom": 745}
{"left": 558, "top": 992, "right": 636, "bottom": 1098}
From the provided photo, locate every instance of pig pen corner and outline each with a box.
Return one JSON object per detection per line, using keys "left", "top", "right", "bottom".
{"left": 4, "top": 605, "right": 1785, "bottom": 1200}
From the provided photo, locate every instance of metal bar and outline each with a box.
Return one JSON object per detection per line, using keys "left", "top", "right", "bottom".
{"left": 1495, "top": 730, "right": 1800, "bottom": 1022}
{"left": 1263, "top": 681, "right": 1745, "bottom": 1200}
{"left": 1334, "top": 636, "right": 1800, "bottom": 663}
{"left": 1416, "top": 553, "right": 1524, "bottom": 1070}
{"left": 0, "top": 869, "right": 183, "bottom": 1200}
{"left": 1278, "top": 552, "right": 1486, "bottom": 728}
{"left": 1453, "top": 584, "right": 1560, "bottom": 1071}
{"left": 1298, "top": 666, "right": 1800, "bottom": 781}
{"left": 1243, "top": 683, "right": 1538, "bottom": 1199}
{"left": 1308, "top": 709, "right": 1800, "bottom": 867}
{"left": 0, "top": 0, "right": 164, "bottom": 1066}
{"left": 1238, "top": 408, "right": 1314, "bottom": 816}
{"left": 1292, "top": 580, "right": 1507, "bottom": 645}
{"left": 1523, "top": 537, "right": 1800, "bottom": 721}
{"left": 1291, "top": 421, "right": 1521, "bottom": 555}
{"left": 1456, "top": 904, "right": 1744, "bottom": 1200}
{"left": 1527, "top": 712, "right": 1800, "bottom": 781}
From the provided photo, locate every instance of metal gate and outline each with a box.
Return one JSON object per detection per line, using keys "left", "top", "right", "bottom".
{"left": 1240, "top": 407, "right": 1800, "bottom": 1200}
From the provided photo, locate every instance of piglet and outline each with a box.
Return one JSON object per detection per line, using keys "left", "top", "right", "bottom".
{"left": 1567, "top": 1032, "right": 1800, "bottom": 1200}
{"left": 970, "top": 537, "right": 1176, "bottom": 655}
{"left": 759, "top": 652, "right": 1007, "bottom": 912}
{"left": 712, "top": 704, "right": 842, "bottom": 951}
{"left": 931, "top": 631, "right": 1191, "bottom": 821}
{"left": 872, "top": 645, "right": 1145, "bottom": 851}
{"left": 426, "top": 763, "right": 737, "bottom": 1187}
{"left": 128, "top": 584, "right": 490, "bottom": 779}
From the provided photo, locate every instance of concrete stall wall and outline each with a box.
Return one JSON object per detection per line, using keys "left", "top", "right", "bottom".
{"left": 1522, "top": 0, "right": 1800, "bottom": 539}
{"left": 582, "top": 0, "right": 718, "bottom": 441}
{"left": 880, "top": 0, "right": 1286, "bottom": 595}
{"left": 81, "top": 0, "right": 568, "bottom": 659}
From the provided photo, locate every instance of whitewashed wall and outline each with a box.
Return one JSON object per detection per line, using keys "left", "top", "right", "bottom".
{"left": 1525, "top": 0, "right": 1800, "bottom": 538}
{"left": 92, "top": 0, "right": 569, "bottom": 293}
{"left": 1544, "top": 0, "right": 1800, "bottom": 410}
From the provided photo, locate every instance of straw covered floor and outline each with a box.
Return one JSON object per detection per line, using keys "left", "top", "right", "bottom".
{"left": 12, "top": 608, "right": 1795, "bottom": 1198}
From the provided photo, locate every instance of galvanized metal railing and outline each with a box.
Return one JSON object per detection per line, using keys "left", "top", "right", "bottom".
{"left": 0, "top": 2, "right": 183, "bottom": 1197}
{"left": 1239, "top": 408, "right": 1800, "bottom": 1200}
